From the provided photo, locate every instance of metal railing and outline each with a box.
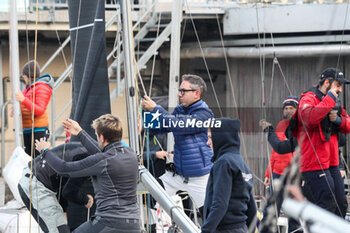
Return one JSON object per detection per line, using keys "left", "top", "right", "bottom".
{"left": 1, "top": 100, "right": 11, "bottom": 172}
{"left": 27, "top": 0, "right": 152, "bottom": 11}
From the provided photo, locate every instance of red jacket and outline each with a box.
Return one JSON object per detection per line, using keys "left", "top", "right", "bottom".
{"left": 21, "top": 74, "right": 54, "bottom": 129}
{"left": 330, "top": 107, "right": 350, "bottom": 166}
{"left": 297, "top": 89, "right": 350, "bottom": 172}
{"left": 265, "top": 120, "right": 294, "bottom": 177}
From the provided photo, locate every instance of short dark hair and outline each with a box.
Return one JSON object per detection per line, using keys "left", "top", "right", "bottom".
{"left": 319, "top": 77, "right": 336, "bottom": 87}
{"left": 319, "top": 78, "right": 328, "bottom": 86}
{"left": 181, "top": 74, "right": 207, "bottom": 97}
{"left": 92, "top": 114, "right": 122, "bottom": 143}
{"left": 22, "top": 60, "right": 40, "bottom": 81}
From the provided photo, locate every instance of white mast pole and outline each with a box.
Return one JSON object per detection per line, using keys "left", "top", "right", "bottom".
{"left": 9, "top": 0, "right": 22, "bottom": 147}
{"left": 120, "top": 0, "right": 140, "bottom": 154}
{"left": 167, "top": 0, "right": 183, "bottom": 152}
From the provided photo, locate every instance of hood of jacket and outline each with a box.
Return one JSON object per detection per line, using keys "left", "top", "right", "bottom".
{"left": 27, "top": 73, "right": 54, "bottom": 90}
{"left": 211, "top": 118, "right": 241, "bottom": 162}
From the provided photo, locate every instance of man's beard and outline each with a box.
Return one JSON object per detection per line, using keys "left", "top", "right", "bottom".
{"left": 283, "top": 113, "right": 292, "bottom": 120}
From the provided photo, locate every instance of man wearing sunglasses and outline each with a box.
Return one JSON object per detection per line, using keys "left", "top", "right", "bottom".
{"left": 142, "top": 74, "right": 214, "bottom": 217}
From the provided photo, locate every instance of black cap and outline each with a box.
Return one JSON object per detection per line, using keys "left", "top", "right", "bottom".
{"left": 321, "top": 68, "right": 350, "bottom": 84}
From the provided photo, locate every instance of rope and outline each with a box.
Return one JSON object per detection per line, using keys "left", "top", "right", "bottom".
{"left": 253, "top": 4, "right": 282, "bottom": 233}
{"left": 29, "top": 0, "right": 40, "bottom": 231}
{"left": 71, "top": 0, "right": 82, "bottom": 87}
{"left": 24, "top": 0, "right": 30, "bottom": 63}
{"left": 54, "top": 0, "right": 84, "bottom": 214}
{"left": 256, "top": 29, "right": 348, "bottom": 233}
{"left": 266, "top": 35, "right": 289, "bottom": 224}
{"left": 213, "top": 13, "right": 260, "bottom": 187}
{"left": 48, "top": 0, "right": 74, "bottom": 206}
{"left": 184, "top": 0, "right": 223, "bottom": 117}
{"left": 336, "top": 0, "right": 350, "bottom": 69}
{"left": 264, "top": 32, "right": 346, "bottom": 221}
{"left": 149, "top": 12, "right": 162, "bottom": 97}
{"left": 276, "top": 54, "right": 344, "bottom": 218}
{"left": 112, "top": 0, "right": 121, "bottom": 59}
{"left": 53, "top": 27, "right": 71, "bottom": 81}
{"left": 125, "top": 5, "right": 151, "bottom": 231}
{"left": 24, "top": 0, "right": 35, "bottom": 230}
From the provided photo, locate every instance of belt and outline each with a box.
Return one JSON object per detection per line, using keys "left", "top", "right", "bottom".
{"left": 93, "top": 216, "right": 139, "bottom": 224}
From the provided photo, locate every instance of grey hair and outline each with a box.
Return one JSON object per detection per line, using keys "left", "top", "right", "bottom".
{"left": 181, "top": 74, "right": 207, "bottom": 97}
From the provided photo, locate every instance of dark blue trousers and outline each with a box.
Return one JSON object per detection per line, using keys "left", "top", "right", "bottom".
{"left": 329, "top": 166, "right": 348, "bottom": 218}
{"left": 302, "top": 169, "right": 337, "bottom": 214}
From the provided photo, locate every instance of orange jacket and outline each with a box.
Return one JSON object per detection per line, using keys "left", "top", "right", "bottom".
{"left": 21, "top": 74, "right": 54, "bottom": 129}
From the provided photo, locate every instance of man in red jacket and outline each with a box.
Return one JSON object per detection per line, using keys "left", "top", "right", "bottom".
{"left": 14, "top": 60, "right": 54, "bottom": 157}
{"left": 297, "top": 68, "right": 350, "bottom": 216}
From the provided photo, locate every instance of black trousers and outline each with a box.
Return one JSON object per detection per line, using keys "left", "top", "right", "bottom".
{"left": 302, "top": 169, "right": 337, "bottom": 214}
{"left": 23, "top": 128, "right": 49, "bottom": 157}
{"left": 329, "top": 166, "right": 348, "bottom": 218}
{"left": 73, "top": 216, "right": 140, "bottom": 233}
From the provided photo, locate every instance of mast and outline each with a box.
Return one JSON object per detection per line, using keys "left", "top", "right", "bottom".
{"left": 9, "top": 0, "right": 22, "bottom": 147}
{"left": 120, "top": 1, "right": 199, "bottom": 232}
{"left": 120, "top": 0, "right": 140, "bottom": 154}
{"left": 167, "top": 0, "right": 183, "bottom": 152}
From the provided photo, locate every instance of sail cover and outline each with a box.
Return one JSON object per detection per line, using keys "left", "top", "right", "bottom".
{"left": 66, "top": 0, "right": 111, "bottom": 229}
{"left": 68, "top": 0, "right": 111, "bottom": 140}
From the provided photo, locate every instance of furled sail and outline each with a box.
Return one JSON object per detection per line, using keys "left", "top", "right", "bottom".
{"left": 69, "top": 0, "right": 111, "bottom": 140}
{"left": 66, "top": 0, "right": 110, "bottom": 229}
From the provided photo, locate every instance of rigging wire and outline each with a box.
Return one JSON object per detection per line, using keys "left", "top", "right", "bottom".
{"left": 149, "top": 12, "right": 162, "bottom": 97}
{"left": 24, "top": 1, "right": 41, "bottom": 231}
{"left": 213, "top": 13, "right": 265, "bottom": 187}
{"left": 112, "top": 0, "right": 121, "bottom": 60}
{"left": 126, "top": 4, "right": 151, "bottom": 232}
{"left": 23, "top": 0, "right": 36, "bottom": 230}
{"left": 254, "top": 4, "right": 281, "bottom": 233}
{"left": 256, "top": 30, "right": 347, "bottom": 232}
{"left": 184, "top": 0, "right": 223, "bottom": 118}
{"left": 336, "top": 0, "right": 350, "bottom": 69}
{"left": 336, "top": 2, "right": 350, "bottom": 181}
{"left": 21, "top": 1, "right": 350, "bottom": 232}
{"left": 142, "top": 11, "right": 164, "bottom": 166}
{"left": 24, "top": 0, "right": 30, "bottom": 63}
{"left": 47, "top": 0, "right": 76, "bottom": 206}
{"left": 55, "top": 0, "right": 83, "bottom": 213}
{"left": 71, "top": 0, "right": 82, "bottom": 88}
{"left": 29, "top": 0, "right": 40, "bottom": 231}
{"left": 180, "top": 16, "right": 187, "bottom": 44}
{"left": 267, "top": 35, "right": 346, "bottom": 220}
{"left": 53, "top": 29, "right": 70, "bottom": 80}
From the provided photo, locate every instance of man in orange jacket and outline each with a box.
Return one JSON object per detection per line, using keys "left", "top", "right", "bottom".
{"left": 14, "top": 60, "right": 54, "bottom": 157}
